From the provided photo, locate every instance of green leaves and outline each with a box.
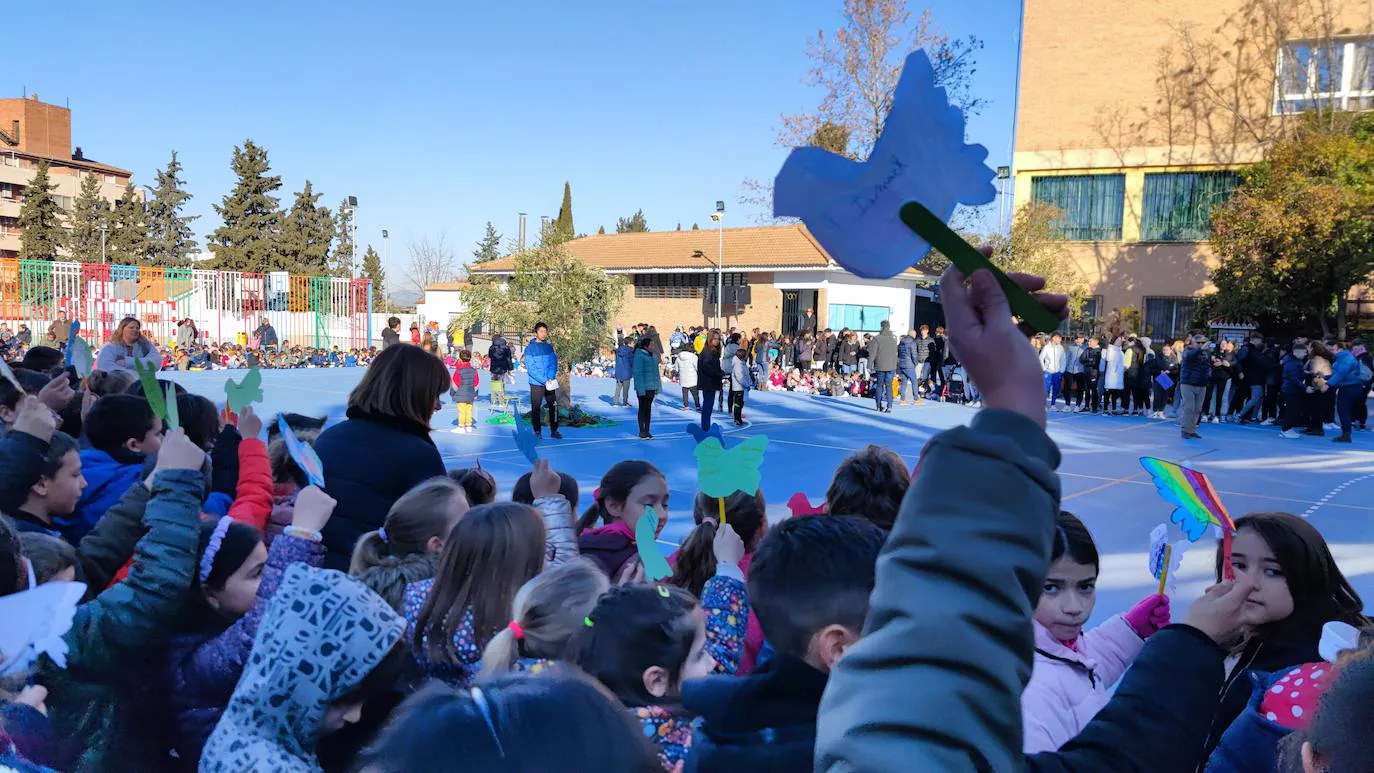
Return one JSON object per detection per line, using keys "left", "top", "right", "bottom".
{"left": 208, "top": 140, "right": 283, "bottom": 272}
{"left": 17, "top": 161, "right": 64, "bottom": 261}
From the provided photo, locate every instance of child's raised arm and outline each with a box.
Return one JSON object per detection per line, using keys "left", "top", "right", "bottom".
{"left": 816, "top": 267, "right": 1067, "bottom": 772}
{"left": 701, "top": 523, "right": 748, "bottom": 675}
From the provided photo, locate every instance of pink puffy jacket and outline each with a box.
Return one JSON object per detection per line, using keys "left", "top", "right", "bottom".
{"left": 1020, "top": 615, "right": 1144, "bottom": 753}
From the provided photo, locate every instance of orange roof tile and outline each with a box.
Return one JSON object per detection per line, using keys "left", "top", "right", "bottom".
{"left": 424, "top": 280, "right": 471, "bottom": 291}
{"left": 467, "top": 224, "right": 933, "bottom": 278}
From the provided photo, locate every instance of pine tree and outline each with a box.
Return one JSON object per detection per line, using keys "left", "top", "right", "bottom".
{"left": 597, "top": 225, "right": 606, "bottom": 235}
{"left": 208, "top": 140, "right": 283, "bottom": 272}
{"left": 472, "top": 221, "right": 502, "bottom": 263}
{"left": 331, "top": 200, "right": 355, "bottom": 276}
{"left": 17, "top": 161, "right": 64, "bottom": 261}
{"left": 676, "top": 222, "right": 682, "bottom": 231}
{"left": 145, "top": 151, "right": 199, "bottom": 266}
{"left": 68, "top": 173, "right": 108, "bottom": 263}
{"left": 691, "top": 223, "right": 700, "bottom": 230}
{"left": 616, "top": 209, "right": 649, "bottom": 233}
{"left": 552, "top": 181, "right": 575, "bottom": 243}
{"left": 360, "top": 244, "right": 386, "bottom": 307}
{"left": 279, "top": 180, "right": 335, "bottom": 274}
{"left": 107, "top": 184, "right": 148, "bottom": 265}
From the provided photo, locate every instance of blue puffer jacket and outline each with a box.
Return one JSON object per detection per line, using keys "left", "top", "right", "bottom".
{"left": 1203, "top": 670, "right": 1291, "bottom": 773}
{"left": 1281, "top": 354, "right": 1306, "bottom": 392}
{"left": 615, "top": 343, "right": 634, "bottom": 381}
{"left": 1328, "top": 350, "right": 1362, "bottom": 388}
{"left": 523, "top": 339, "right": 558, "bottom": 386}
{"left": 1180, "top": 346, "right": 1212, "bottom": 386}
{"left": 59, "top": 448, "right": 146, "bottom": 543}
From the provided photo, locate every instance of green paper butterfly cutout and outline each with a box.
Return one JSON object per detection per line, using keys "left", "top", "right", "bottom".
{"left": 694, "top": 435, "right": 768, "bottom": 499}
{"left": 223, "top": 367, "right": 264, "bottom": 414}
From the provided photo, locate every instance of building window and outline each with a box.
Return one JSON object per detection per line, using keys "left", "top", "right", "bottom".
{"left": 634, "top": 273, "right": 703, "bottom": 299}
{"left": 1275, "top": 38, "right": 1374, "bottom": 113}
{"left": 1030, "top": 174, "right": 1125, "bottom": 241}
{"left": 1, "top": 156, "right": 16, "bottom": 168}
{"left": 1143, "top": 296, "right": 1197, "bottom": 342}
{"left": 1140, "top": 171, "right": 1241, "bottom": 242}
{"left": 0, "top": 216, "right": 18, "bottom": 234}
{"left": 828, "top": 303, "right": 890, "bottom": 332}
{"left": 1061, "top": 295, "right": 1103, "bottom": 336}
{"left": 52, "top": 195, "right": 73, "bottom": 212}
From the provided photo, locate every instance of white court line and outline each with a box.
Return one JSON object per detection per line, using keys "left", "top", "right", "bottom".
{"left": 1301, "top": 473, "right": 1374, "bottom": 518}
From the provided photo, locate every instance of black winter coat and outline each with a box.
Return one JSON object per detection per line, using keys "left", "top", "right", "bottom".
{"left": 683, "top": 654, "right": 827, "bottom": 773}
{"left": 698, "top": 347, "right": 726, "bottom": 392}
{"left": 488, "top": 336, "right": 514, "bottom": 378}
{"left": 314, "top": 408, "right": 447, "bottom": 569}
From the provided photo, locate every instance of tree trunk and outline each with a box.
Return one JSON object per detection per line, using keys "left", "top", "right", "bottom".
{"left": 557, "top": 366, "right": 573, "bottom": 411}
{"left": 1335, "top": 285, "right": 1348, "bottom": 341}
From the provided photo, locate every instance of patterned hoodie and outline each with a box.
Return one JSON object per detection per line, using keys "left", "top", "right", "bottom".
{"left": 199, "top": 565, "right": 405, "bottom": 773}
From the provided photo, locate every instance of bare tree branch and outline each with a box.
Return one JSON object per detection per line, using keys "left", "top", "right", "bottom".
{"left": 404, "top": 233, "right": 460, "bottom": 302}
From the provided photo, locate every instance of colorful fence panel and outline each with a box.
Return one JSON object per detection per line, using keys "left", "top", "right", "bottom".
{"left": 0, "top": 259, "right": 371, "bottom": 349}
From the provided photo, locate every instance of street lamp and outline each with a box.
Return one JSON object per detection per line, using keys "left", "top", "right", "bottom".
{"left": 344, "top": 195, "right": 359, "bottom": 276}
{"left": 996, "top": 166, "right": 1012, "bottom": 233}
{"left": 381, "top": 228, "right": 389, "bottom": 313}
{"left": 99, "top": 221, "right": 107, "bottom": 264}
{"left": 711, "top": 200, "right": 725, "bottom": 328}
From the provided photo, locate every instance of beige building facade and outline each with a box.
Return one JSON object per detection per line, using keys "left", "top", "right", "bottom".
{"left": 0, "top": 94, "right": 135, "bottom": 259}
{"left": 1014, "top": 0, "right": 1373, "bottom": 339}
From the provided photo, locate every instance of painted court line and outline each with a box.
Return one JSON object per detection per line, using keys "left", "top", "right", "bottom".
{"left": 1301, "top": 473, "right": 1374, "bottom": 518}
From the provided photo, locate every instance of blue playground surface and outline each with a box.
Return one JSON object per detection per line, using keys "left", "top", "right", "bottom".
{"left": 165, "top": 367, "right": 1374, "bottom": 626}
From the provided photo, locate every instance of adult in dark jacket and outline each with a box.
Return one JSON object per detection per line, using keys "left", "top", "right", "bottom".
{"left": 380, "top": 316, "right": 401, "bottom": 349}
{"left": 896, "top": 332, "right": 919, "bottom": 402}
{"left": 838, "top": 332, "right": 858, "bottom": 373}
{"left": 487, "top": 334, "right": 514, "bottom": 380}
{"left": 697, "top": 331, "right": 726, "bottom": 432}
{"left": 1179, "top": 337, "right": 1213, "bottom": 439}
{"left": 314, "top": 344, "right": 449, "bottom": 569}
{"left": 252, "top": 318, "right": 279, "bottom": 351}
{"left": 1234, "top": 334, "right": 1269, "bottom": 424}
{"left": 866, "top": 321, "right": 899, "bottom": 412}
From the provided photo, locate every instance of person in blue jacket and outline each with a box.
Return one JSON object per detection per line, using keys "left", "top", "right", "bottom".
{"left": 1327, "top": 339, "right": 1364, "bottom": 443}
{"left": 613, "top": 338, "right": 634, "bottom": 408}
{"left": 60, "top": 395, "right": 162, "bottom": 543}
{"left": 523, "top": 322, "right": 562, "bottom": 439}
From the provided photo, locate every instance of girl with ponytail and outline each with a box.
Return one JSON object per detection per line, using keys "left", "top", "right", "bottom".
{"left": 576, "top": 461, "right": 668, "bottom": 580}
{"left": 478, "top": 558, "right": 609, "bottom": 679}
{"left": 349, "top": 476, "right": 468, "bottom": 612}
{"left": 668, "top": 490, "right": 767, "bottom": 598}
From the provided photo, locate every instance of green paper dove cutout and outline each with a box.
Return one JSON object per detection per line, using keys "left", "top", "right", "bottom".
{"left": 224, "top": 367, "right": 264, "bottom": 414}
{"left": 133, "top": 359, "right": 170, "bottom": 426}
{"left": 694, "top": 435, "right": 769, "bottom": 499}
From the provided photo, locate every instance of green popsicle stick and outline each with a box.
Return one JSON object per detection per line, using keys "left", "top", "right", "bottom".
{"left": 900, "top": 201, "right": 1063, "bottom": 334}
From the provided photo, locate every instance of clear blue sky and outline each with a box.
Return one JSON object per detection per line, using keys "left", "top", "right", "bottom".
{"left": 10, "top": 0, "right": 1020, "bottom": 281}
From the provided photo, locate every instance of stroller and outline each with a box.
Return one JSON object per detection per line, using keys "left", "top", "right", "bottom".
{"left": 942, "top": 366, "right": 968, "bottom": 404}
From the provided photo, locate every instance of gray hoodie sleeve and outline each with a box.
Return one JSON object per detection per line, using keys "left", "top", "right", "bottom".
{"left": 815, "top": 409, "right": 1061, "bottom": 773}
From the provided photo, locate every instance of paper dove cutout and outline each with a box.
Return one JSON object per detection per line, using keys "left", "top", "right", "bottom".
{"left": 511, "top": 400, "right": 541, "bottom": 464}
{"left": 774, "top": 49, "right": 996, "bottom": 280}
{"left": 786, "top": 492, "right": 827, "bottom": 517}
{"left": 0, "top": 357, "right": 24, "bottom": 393}
{"left": 164, "top": 382, "right": 180, "bottom": 429}
{"left": 64, "top": 320, "right": 80, "bottom": 366}
{"left": 1139, "top": 457, "right": 1236, "bottom": 541}
{"left": 635, "top": 505, "right": 672, "bottom": 582}
{"left": 277, "top": 415, "right": 325, "bottom": 488}
{"left": 1147, "top": 523, "right": 1188, "bottom": 593}
{"left": 223, "top": 367, "right": 264, "bottom": 414}
{"left": 0, "top": 580, "right": 86, "bottom": 677}
{"left": 694, "top": 435, "right": 768, "bottom": 499}
{"left": 69, "top": 336, "right": 94, "bottom": 379}
{"left": 685, "top": 422, "right": 726, "bottom": 447}
{"left": 134, "top": 359, "right": 170, "bottom": 426}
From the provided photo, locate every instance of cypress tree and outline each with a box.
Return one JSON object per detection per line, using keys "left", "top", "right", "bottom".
{"left": 361, "top": 244, "right": 386, "bottom": 307}
{"left": 552, "top": 181, "right": 574, "bottom": 243}
{"left": 208, "top": 140, "right": 283, "bottom": 272}
{"left": 69, "top": 173, "right": 108, "bottom": 263}
{"left": 332, "top": 199, "right": 355, "bottom": 276}
{"left": 107, "top": 184, "right": 148, "bottom": 265}
{"left": 17, "top": 161, "right": 64, "bottom": 261}
{"left": 145, "top": 151, "right": 199, "bottom": 266}
{"left": 472, "top": 221, "right": 502, "bottom": 263}
{"left": 279, "top": 180, "right": 335, "bottom": 274}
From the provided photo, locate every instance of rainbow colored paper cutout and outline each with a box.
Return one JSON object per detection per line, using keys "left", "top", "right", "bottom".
{"left": 278, "top": 415, "right": 325, "bottom": 488}
{"left": 694, "top": 435, "right": 768, "bottom": 499}
{"left": 635, "top": 505, "right": 672, "bottom": 581}
{"left": 1138, "top": 457, "right": 1236, "bottom": 541}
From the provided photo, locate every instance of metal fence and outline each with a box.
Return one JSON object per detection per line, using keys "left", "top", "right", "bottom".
{"left": 0, "top": 259, "right": 372, "bottom": 348}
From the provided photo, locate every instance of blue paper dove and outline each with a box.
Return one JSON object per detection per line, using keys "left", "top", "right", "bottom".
{"left": 684, "top": 422, "right": 726, "bottom": 447}
{"left": 773, "top": 49, "right": 996, "bottom": 279}
{"left": 635, "top": 505, "right": 672, "bottom": 581}
{"left": 512, "top": 400, "right": 541, "bottom": 464}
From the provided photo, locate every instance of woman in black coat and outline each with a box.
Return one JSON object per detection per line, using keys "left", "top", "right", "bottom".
{"left": 697, "top": 331, "right": 726, "bottom": 432}
{"left": 313, "top": 343, "right": 450, "bottom": 569}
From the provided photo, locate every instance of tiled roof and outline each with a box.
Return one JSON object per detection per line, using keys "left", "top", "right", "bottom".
{"left": 468, "top": 224, "right": 933, "bottom": 278}
{"left": 424, "top": 280, "right": 471, "bottom": 291}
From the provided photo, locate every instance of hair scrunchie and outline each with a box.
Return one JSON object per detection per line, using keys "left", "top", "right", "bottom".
{"left": 199, "top": 517, "right": 233, "bottom": 585}
{"left": 507, "top": 621, "right": 524, "bottom": 640}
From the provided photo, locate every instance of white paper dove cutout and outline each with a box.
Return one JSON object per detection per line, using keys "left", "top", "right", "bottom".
{"left": 1147, "top": 523, "right": 1188, "bottom": 595}
{"left": 773, "top": 49, "right": 997, "bottom": 279}
{"left": 1319, "top": 621, "right": 1359, "bottom": 663}
{"left": 0, "top": 580, "right": 86, "bottom": 677}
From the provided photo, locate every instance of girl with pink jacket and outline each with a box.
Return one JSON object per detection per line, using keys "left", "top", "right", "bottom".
{"left": 1021, "top": 511, "right": 1171, "bottom": 753}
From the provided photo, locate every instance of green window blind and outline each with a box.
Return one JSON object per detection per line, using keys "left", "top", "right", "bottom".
{"left": 1030, "top": 174, "right": 1125, "bottom": 241}
{"left": 1140, "top": 171, "right": 1240, "bottom": 242}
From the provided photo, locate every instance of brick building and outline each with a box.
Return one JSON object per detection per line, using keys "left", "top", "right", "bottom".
{"left": 465, "top": 225, "right": 935, "bottom": 338}
{"left": 1013, "top": 0, "right": 1373, "bottom": 340}
{"left": 0, "top": 94, "right": 135, "bottom": 259}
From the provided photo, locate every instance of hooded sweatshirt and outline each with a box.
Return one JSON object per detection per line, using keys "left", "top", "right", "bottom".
{"left": 199, "top": 564, "right": 405, "bottom": 773}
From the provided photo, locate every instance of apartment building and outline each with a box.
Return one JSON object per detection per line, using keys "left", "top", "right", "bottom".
{"left": 1013, "top": 0, "right": 1373, "bottom": 339}
{"left": 0, "top": 94, "right": 135, "bottom": 259}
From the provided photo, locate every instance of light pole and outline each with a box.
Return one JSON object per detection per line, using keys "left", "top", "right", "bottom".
{"left": 711, "top": 201, "right": 725, "bottom": 328}
{"left": 382, "top": 228, "right": 389, "bottom": 313}
{"left": 99, "top": 221, "right": 107, "bottom": 264}
{"left": 996, "top": 166, "right": 1012, "bottom": 233}
{"left": 344, "top": 195, "right": 358, "bottom": 276}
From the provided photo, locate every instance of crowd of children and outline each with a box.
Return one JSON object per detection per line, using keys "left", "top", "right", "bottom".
{"left": 0, "top": 266, "right": 1371, "bottom": 773}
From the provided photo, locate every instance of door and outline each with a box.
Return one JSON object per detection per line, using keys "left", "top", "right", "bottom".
{"left": 780, "top": 289, "right": 817, "bottom": 335}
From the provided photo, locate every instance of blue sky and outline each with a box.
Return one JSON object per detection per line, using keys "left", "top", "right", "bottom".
{"left": 10, "top": 0, "right": 1020, "bottom": 279}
